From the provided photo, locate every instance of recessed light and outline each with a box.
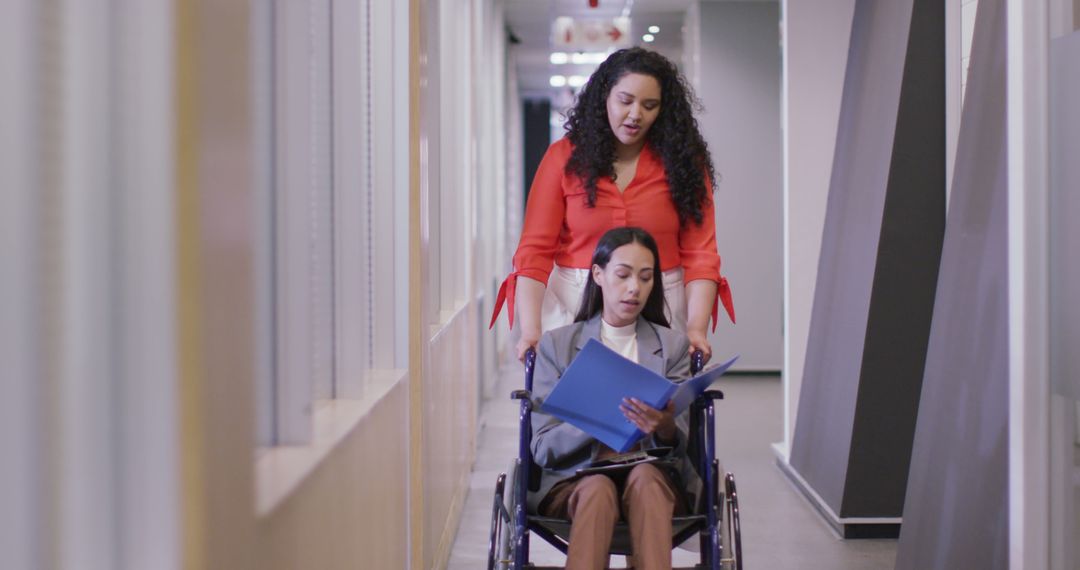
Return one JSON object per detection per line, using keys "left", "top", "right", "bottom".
{"left": 550, "top": 75, "right": 567, "bottom": 87}
{"left": 550, "top": 52, "right": 568, "bottom": 64}
{"left": 648, "top": 25, "right": 660, "bottom": 34}
{"left": 642, "top": 34, "right": 655, "bottom": 43}
{"left": 567, "top": 75, "right": 587, "bottom": 88}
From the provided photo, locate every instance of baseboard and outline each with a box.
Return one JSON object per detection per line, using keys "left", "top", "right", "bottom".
{"left": 726, "top": 368, "right": 782, "bottom": 377}
{"left": 772, "top": 449, "right": 902, "bottom": 539}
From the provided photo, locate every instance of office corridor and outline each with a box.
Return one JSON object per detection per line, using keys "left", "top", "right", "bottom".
{"left": 447, "top": 362, "right": 898, "bottom": 569}
{"left": 4, "top": 0, "right": 1079, "bottom": 569}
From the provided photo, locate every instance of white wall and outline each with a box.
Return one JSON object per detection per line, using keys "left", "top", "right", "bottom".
{"left": 1048, "top": 6, "right": 1080, "bottom": 569}
{"left": 682, "top": 2, "right": 700, "bottom": 90}
{"left": 696, "top": 1, "right": 784, "bottom": 371}
{"left": 777, "top": 0, "right": 855, "bottom": 457}
{"left": 0, "top": 1, "right": 185, "bottom": 568}
{"left": 0, "top": 2, "right": 40, "bottom": 567}
{"left": 476, "top": 0, "right": 512, "bottom": 399}
{"left": 1, "top": 0, "right": 510, "bottom": 568}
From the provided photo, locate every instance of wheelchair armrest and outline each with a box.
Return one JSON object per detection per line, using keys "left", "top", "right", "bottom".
{"left": 700, "top": 389, "right": 725, "bottom": 401}
{"left": 511, "top": 390, "right": 533, "bottom": 411}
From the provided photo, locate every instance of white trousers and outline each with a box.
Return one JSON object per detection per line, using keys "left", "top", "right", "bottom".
{"left": 540, "top": 265, "right": 688, "bottom": 333}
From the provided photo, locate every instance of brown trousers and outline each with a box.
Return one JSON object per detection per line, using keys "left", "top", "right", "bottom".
{"left": 540, "top": 463, "right": 679, "bottom": 570}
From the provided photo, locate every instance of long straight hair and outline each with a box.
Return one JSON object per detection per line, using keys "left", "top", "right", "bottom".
{"left": 574, "top": 227, "right": 670, "bottom": 327}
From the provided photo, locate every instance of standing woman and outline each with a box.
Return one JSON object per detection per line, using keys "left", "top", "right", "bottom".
{"left": 490, "top": 47, "right": 735, "bottom": 361}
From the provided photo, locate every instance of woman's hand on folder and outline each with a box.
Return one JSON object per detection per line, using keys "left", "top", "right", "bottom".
{"left": 620, "top": 398, "right": 677, "bottom": 442}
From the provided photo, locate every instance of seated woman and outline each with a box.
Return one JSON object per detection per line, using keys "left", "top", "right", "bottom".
{"left": 529, "top": 227, "right": 701, "bottom": 570}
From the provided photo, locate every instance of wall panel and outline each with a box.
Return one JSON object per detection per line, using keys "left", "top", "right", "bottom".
{"left": 257, "top": 379, "right": 410, "bottom": 570}
{"left": 788, "top": 0, "right": 946, "bottom": 536}
{"left": 697, "top": 1, "right": 783, "bottom": 371}
{"left": 895, "top": 0, "right": 1008, "bottom": 565}
{"left": 778, "top": 0, "right": 856, "bottom": 457}
{"left": 425, "top": 305, "right": 480, "bottom": 569}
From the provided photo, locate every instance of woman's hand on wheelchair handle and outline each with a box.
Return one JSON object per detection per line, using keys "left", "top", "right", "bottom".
{"left": 516, "top": 326, "right": 541, "bottom": 363}
{"left": 686, "top": 327, "right": 712, "bottom": 364}
{"left": 620, "top": 399, "right": 677, "bottom": 442}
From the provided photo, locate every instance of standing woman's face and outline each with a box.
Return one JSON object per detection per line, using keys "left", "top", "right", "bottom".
{"left": 605, "top": 72, "right": 662, "bottom": 151}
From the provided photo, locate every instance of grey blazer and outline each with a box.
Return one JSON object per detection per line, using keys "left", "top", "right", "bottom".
{"left": 527, "top": 314, "right": 703, "bottom": 513}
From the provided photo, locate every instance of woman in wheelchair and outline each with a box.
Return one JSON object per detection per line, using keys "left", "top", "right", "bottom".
{"left": 530, "top": 226, "right": 701, "bottom": 570}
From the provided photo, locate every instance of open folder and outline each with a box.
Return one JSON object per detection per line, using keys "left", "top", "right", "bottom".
{"left": 539, "top": 338, "right": 738, "bottom": 453}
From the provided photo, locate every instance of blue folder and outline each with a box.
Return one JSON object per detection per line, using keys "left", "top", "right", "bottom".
{"left": 539, "top": 338, "right": 739, "bottom": 452}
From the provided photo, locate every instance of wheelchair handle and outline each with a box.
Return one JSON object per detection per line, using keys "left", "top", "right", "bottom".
{"left": 524, "top": 347, "right": 537, "bottom": 392}
{"left": 701, "top": 389, "right": 725, "bottom": 401}
{"left": 690, "top": 350, "right": 705, "bottom": 375}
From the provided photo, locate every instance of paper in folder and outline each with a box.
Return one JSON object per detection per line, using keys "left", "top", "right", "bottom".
{"left": 539, "top": 338, "right": 739, "bottom": 453}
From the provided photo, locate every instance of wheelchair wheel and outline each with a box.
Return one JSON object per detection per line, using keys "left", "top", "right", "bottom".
{"left": 721, "top": 473, "right": 743, "bottom": 570}
{"left": 488, "top": 472, "right": 514, "bottom": 570}
{"left": 487, "top": 461, "right": 519, "bottom": 570}
{"left": 488, "top": 472, "right": 507, "bottom": 570}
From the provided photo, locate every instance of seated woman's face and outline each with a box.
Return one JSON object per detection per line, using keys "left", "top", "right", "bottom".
{"left": 591, "top": 242, "right": 655, "bottom": 327}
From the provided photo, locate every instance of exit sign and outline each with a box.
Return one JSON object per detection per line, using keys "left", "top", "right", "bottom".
{"left": 552, "top": 17, "right": 631, "bottom": 51}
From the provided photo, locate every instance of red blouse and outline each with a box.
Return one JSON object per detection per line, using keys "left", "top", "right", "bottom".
{"left": 491, "top": 137, "right": 735, "bottom": 330}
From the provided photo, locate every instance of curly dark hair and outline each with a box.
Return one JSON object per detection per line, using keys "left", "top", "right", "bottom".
{"left": 563, "top": 47, "right": 716, "bottom": 226}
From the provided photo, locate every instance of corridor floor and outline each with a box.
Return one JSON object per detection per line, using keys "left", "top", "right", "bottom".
{"left": 448, "top": 363, "right": 898, "bottom": 569}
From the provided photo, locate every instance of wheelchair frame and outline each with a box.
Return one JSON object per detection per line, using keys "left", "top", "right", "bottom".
{"left": 488, "top": 348, "right": 743, "bottom": 570}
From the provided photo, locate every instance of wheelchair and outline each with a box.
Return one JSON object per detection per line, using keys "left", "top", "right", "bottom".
{"left": 487, "top": 348, "right": 743, "bottom": 570}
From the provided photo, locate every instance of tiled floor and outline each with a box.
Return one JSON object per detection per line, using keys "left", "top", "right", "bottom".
{"left": 447, "top": 363, "right": 898, "bottom": 569}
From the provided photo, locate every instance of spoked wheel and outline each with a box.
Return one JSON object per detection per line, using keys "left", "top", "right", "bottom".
{"left": 721, "top": 472, "right": 743, "bottom": 570}
{"left": 488, "top": 460, "right": 521, "bottom": 570}
{"left": 487, "top": 472, "right": 513, "bottom": 570}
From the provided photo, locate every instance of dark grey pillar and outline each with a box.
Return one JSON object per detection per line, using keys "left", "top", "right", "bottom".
{"left": 785, "top": 0, "right": 945, "bottom": 538}
{"left": 894, "top": 0, "right": 1009, "bottom": 566}
{"left": 522, "top": 98, "right": 551, "bottom": 205}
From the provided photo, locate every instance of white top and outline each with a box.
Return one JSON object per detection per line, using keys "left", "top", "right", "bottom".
{"left": 600, "top": 318, "right": 639, "bottom": 363}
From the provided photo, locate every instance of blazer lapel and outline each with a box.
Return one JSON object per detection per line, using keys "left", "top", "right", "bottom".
{"left": 572, "top": 314, "right": 604, "bottom": 360}
{"left": 635, "top": 319, "right": 665, "bottom": 377}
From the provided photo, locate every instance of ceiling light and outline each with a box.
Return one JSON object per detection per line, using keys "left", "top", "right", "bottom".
{"left": 564, "top": 52, "right": 608, "bottom": 65}
{"left": 648, "top": 25, "right": 660, "bottom": 34}
{"left": 550, "top": 75, "right": 567, "bottom": 87}
{"left": 550, "top": 52, "right": 569, "bottom": 64}
{"left": 642, "top": 33, "right": 655, "bottom": 43}
{"left": 567, "top": 75, "right": 587, "bottom": 88}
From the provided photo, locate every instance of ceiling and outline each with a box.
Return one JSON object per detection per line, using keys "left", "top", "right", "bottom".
{"left": 504, "top": 0, "right": 696, "bottom": 96}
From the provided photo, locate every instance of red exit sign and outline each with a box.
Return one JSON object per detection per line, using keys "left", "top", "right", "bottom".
{"left": 552, "top": 17, "right": 631, "bottom": 51}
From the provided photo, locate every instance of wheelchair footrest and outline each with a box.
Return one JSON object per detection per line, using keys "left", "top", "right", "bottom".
{"left": 528, "top": 514, "right": 707, "bottom": 556}
{"left": 522, "top": 566, "right": 709, "bottom": 569}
